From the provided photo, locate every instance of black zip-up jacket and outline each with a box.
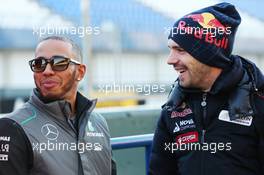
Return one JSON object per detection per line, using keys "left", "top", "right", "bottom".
{"left": 149, "top": 56, "right": 264, "bottom": 175}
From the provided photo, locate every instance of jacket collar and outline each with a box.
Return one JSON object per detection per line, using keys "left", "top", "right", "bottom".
{"left": 210, "top": 55, "right": 244, "bottom": 94}
{"left": 177, "top": 55, "right": 244, "bottom": 95}
{"left": 29, "top": 88, "right": 97, "bottom": 122}
{"left": 167, "top": 55, "right": 264, "bottom": 120}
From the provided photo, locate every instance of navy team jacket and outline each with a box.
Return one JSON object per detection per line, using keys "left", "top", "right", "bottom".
{"left": 149, "top": 56, "right": 264, "bottom": 175}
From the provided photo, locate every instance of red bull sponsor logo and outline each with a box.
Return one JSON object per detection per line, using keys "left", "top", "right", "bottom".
{"left": 170, "top": 12, "right": 231, "bottom": 49}
{"left": 186, "top": 12, "right": 227, "bottom": 29}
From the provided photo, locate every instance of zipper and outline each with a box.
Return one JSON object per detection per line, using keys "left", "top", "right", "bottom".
{"left": 200, "top": 92, "right": 207, "bottom": 142}
{"left": 200, "top": 93, "right": 207, "bottom": 175}
{"left": 201, "top": 129, "right": 206, "bottom": 143}
{"left": 201, "top": 93, "right": 207, "bottom": 121}
{"left": 67, "top": 118, "right": 77, "bottom": 133}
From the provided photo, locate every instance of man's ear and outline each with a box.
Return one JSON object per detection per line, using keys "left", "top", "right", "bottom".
{"left": 77, "top": 64, "right": 86, "bottom": 81}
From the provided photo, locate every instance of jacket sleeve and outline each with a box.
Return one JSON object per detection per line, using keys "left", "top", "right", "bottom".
{"left": 148, "top": 108, "right": 180, "bottom": 175}
{"left": 0, "top": 118, "right": 33, "bottom": 175}
{"left": 253, "top": 92, "right": 264, "bottom": 173}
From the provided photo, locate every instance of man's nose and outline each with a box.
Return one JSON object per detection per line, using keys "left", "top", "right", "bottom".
{"left": 42, "top": 63, "right": 55, "bottom": 75}
{"left": 167, "top": 50, "right": 180, "bottom": 65}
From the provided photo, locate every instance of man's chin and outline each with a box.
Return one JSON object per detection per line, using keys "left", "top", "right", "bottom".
{"left": 39, "top": 91, "right": 63, "bottom": 102}
{"left": 179, "top": 81, "right": 186, "bottom": 87}
{"left": 179, "top": 81, "right": 191, "bottom": 88}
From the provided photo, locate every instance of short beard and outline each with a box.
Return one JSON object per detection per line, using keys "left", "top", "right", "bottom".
{"left": 36, "top": 69, "right": 77, "bottom": 103}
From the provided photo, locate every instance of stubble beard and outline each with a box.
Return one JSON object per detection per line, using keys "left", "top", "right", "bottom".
{"left": 36, "top": 69, "right": 77, "bottom": 102}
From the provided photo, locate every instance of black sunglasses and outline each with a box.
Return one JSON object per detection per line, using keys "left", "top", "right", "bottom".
{"left": 29, "top": 56, "right": 81, "bottom": 73}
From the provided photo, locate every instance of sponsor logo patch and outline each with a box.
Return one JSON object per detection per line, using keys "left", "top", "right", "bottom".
{"left": 0, "top": 136, "right": 10, "bottom": 142}
{"left": 171, "top": 108, "right": 193, "bottom": 118}
{"left": 0, "top": 154, "right": 8, "bottom": 161}
{"left": 86, "top": 132, "right": 104, "bottom": 137}
{"left": 87, "top": 121, "right": 95, "bottom": 132}
{"left": 176, "top": 131, "right": 199, "bottom": 144}
{"left": 86, "top": 121, "right": 104, "bottom": 137}
{"left": 173, "top": 119, "right": 196, "bottom": 133}
{"left": 173, "top": 123, "right": 180, "bottom": 133}
{"left": 218, "top": 110, "right": 253, "bottom": 126}
{"left": 41, "top": 123, "right": 59, "bottom": 140}
{"left": 0, "top": 143, "right": 9, "bottom": 153}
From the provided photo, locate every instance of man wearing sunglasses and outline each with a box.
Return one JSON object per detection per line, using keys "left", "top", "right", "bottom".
{"left": 0, "top": 36, "right": 116, "bottom": 175}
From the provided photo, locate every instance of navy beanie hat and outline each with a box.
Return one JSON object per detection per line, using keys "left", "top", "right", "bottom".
{"left": 168, "top": 3, "right": 241, "bottom": 69}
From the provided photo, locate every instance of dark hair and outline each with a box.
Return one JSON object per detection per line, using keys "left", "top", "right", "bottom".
{"left": 38, "top": 36, "right": 82, "bottom": 62}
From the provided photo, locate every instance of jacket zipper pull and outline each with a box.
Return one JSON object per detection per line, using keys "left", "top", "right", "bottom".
{"left": 201, "top": 93, "right": 207, "bottom": 107}
{"left": 201, "top": 93, "right": 207, "bottom": 120}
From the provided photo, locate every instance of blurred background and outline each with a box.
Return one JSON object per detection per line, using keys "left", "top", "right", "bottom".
{"left": 0, "top": 0, "right": 263, "bottom": 174}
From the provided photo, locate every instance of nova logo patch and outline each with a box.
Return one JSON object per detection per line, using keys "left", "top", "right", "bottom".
{"left": 180, "top": 119, "right": 194, "bottom": 126}
{"left": 218, "top": 110, "right": 253, "bottom": 126}
{"left": 173, "top": 123, "right": 180, "bottom": 133}
{"left": 173, "top": 119, "right": 196, "bottom": 133}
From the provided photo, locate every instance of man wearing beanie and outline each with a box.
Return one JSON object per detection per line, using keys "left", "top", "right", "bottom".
{"left": 149, "top": 3, "right": 264, "bottom": 175}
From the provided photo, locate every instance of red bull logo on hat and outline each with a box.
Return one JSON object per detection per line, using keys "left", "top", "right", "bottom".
{"left": 172, "top": 12, "right": 232, "bottom": 49}
{"left": 186, "top": 12, "right": 227, "bottom": 29}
